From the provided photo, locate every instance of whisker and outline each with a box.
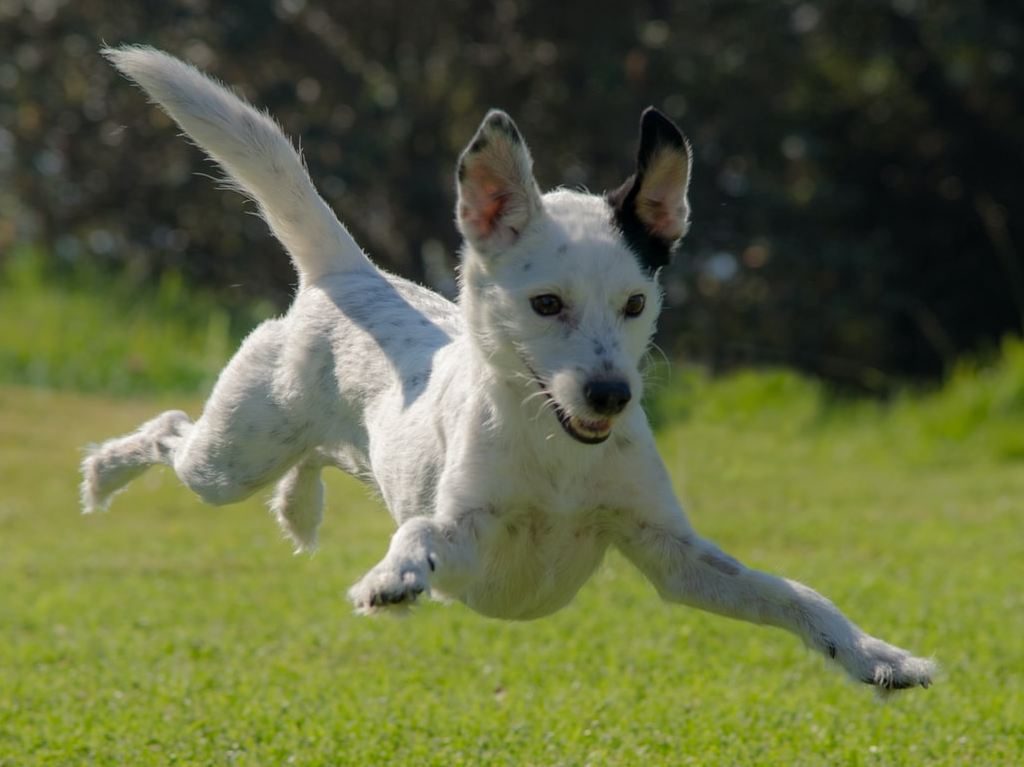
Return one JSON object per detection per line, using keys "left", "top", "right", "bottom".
{"left": 650, "top": 342, "right": 671, "bottom": 367}
{"left": 521, "top": 390, "right": 549, "bottom": 407}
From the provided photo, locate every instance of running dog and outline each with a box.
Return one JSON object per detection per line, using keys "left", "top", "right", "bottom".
{"left": 82, "top": 46, "right": 935, "bottom": 693}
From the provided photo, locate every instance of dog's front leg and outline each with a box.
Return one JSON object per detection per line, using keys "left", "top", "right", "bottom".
{"left": 612, "top": 450, "right": 936, "bottom": 692}
{"left": 347, "top": 508, "right": 486, "bottom": 614}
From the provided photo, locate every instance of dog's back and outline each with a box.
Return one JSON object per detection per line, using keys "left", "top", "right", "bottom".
{"left": 85, "top": 47, "right": 467, "bottom": 539}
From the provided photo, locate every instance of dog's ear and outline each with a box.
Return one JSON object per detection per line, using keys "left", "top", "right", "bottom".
{"left": 608, "top": 107, "right": 692, "bottom": 272}
{"left": 456, "top": 110, "right": 543, "bottom": 257}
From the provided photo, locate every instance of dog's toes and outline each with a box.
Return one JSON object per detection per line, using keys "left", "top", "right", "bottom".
{"left": 866, "top": 655, "right": 936, "bottom": 697}
{"left": 348, "top": 566, "right": 428, "bottom": 615}
{"left": 841, "top": 636, "right": 937, "bottom": 695}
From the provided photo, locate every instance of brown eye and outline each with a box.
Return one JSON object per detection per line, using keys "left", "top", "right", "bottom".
{"left": 624, "top": 293, "right": 646, "bottom": 318}
{"left": 530, "top": 294, "right": 564, "bottom": 317}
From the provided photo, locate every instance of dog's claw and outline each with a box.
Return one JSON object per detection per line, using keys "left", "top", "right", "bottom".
{"left": 844, "top": 636, "right": 936, "bottom": 694}
{"left": 348, "top": 564, "right": 429, "bottom": 614}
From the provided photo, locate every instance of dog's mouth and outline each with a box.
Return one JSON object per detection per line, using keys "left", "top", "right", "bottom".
{"left": 523, "top": 364, "right": 612, "bottom": 445}
{"left": 558, "top": 409, "right": 613, "bottom": 444}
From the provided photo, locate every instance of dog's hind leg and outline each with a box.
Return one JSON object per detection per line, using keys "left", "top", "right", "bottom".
{"left": 82, "top": 320, "right": 321, "bottom": 514}
{"left": 270, "top": 457, "right": 324, "bottom": 553}
{"left": 80, "top": 409, "right": 192, "bottom": 512}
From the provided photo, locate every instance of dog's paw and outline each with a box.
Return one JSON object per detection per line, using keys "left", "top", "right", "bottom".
{"left": 837, "top": 635, "right": 937, "bottom": 695}
{"left": 347, "top": 563, "right": 429, "bottom": 615}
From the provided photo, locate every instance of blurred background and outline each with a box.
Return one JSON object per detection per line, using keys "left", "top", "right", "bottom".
{"left": 1, "top": 0, "right": 1022, "bottom": 391}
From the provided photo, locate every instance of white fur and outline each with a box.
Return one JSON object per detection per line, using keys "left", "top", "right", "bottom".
{"left": 82, "top": 47, "right": 936, "bottom": 693}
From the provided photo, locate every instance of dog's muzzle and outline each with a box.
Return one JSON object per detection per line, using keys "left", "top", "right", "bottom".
{"left": 583, "top": 379, "right": 632, "bottom": 416}
{"left": 523, "top": 363, "right": 617, "bottom": 445}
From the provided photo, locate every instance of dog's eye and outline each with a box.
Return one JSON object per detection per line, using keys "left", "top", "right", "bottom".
{"left": 623, "top": 293, "right": 646, "bottom": 318}
{"left": 530, "top": 294, "right": 564, "bottom": 317}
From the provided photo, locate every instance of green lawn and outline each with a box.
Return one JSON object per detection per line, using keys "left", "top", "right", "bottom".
{"left": 1, "top": 380, "right": 1020, "bottom": 766}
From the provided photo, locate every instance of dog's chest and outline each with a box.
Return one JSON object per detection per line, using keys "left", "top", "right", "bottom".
{"left": 454, "top": 503, "right": 613, "bottom": 621}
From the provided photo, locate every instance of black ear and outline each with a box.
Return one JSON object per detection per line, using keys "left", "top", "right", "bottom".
{"left": 608, "top": 107, "right": 692, "bottom": 272}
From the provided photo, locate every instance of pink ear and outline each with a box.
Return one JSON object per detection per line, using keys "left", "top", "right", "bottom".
{"left": 635, "top": 146, "right": 691, "bottom": 240}
{"left": 459, "top": 166, "right": 514, "bottom": 239}
{"left": 456, "top": 110, "right": 541, "bottom": 256}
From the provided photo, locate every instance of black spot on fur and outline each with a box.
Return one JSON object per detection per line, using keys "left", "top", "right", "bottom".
{"left": 469, "top": 134, "right": 489, "bottom": 154}
{"left": 556, "top": 243, "right": 568, "bottom": 254}
{"left": 522, "top": 262, "right": 532, "bottom": 272}
{"left": 486, "top": 111, "right": 522, "bottom": 144}
{"left": 700, "top": 551, "right": 741, "bottom": 576}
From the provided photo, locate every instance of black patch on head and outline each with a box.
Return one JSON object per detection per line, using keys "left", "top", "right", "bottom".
{"left": 608, "top": 176, "right": 674, "bottom": 273}
{"left": 608, "top": 107, "right": 689, "bottom": 273}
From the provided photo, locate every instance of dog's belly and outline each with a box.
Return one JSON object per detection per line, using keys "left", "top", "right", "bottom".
{"left": 451, "top": 508, "right": 610, "bottom": 621}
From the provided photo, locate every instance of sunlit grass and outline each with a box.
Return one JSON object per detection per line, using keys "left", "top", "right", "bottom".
{"left": 0, "top": 249, "right": 272, "bottom": 394}
{"left": 1, "top": 380, "right": 1020, "bottom": 765}
{"left": 1, "top": 267, "right": 1022, "bottom": 763}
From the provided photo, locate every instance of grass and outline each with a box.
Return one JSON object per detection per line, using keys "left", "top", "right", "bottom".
{"left": 1, "top": 266, "right": 1022, "bottom": 763}
{"left": 1, "top": 374, "right": 1021, "bottom": 765}
{"left": 0, "top": 249, "right": 272, "bottom": 394}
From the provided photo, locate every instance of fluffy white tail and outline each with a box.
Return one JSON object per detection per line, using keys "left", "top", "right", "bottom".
{"left": 103, "top": 45, "right": 370, "bottom": 284}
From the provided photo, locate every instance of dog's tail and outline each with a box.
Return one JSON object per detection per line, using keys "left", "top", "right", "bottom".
{"left": 102, "top": 45, "right": 371, "bottom": 284}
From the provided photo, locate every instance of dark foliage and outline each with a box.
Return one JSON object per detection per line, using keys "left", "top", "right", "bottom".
{"left": 2, "top": 0, "right": 1021, "bottom": 387}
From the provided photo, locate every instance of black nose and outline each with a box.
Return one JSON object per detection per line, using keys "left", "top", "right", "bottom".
{"left": 583, "top": 379, "right": 632, "bottom": 415}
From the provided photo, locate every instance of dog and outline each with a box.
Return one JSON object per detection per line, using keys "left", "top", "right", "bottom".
{"left": 82, "top": 46, "right": 935, "bottom": 693}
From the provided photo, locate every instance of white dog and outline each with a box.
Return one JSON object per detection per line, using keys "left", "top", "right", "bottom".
{"left": 82, "top": 46, "right": 935, "bottom": 693}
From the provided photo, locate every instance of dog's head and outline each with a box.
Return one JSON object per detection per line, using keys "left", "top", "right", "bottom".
{"left": 455, "top": 108, "right": 691, "bottom": 445}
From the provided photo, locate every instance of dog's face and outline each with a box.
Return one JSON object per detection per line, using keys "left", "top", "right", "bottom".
{"left": 455, "top": 109, "right": 691, "bottom": 445}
